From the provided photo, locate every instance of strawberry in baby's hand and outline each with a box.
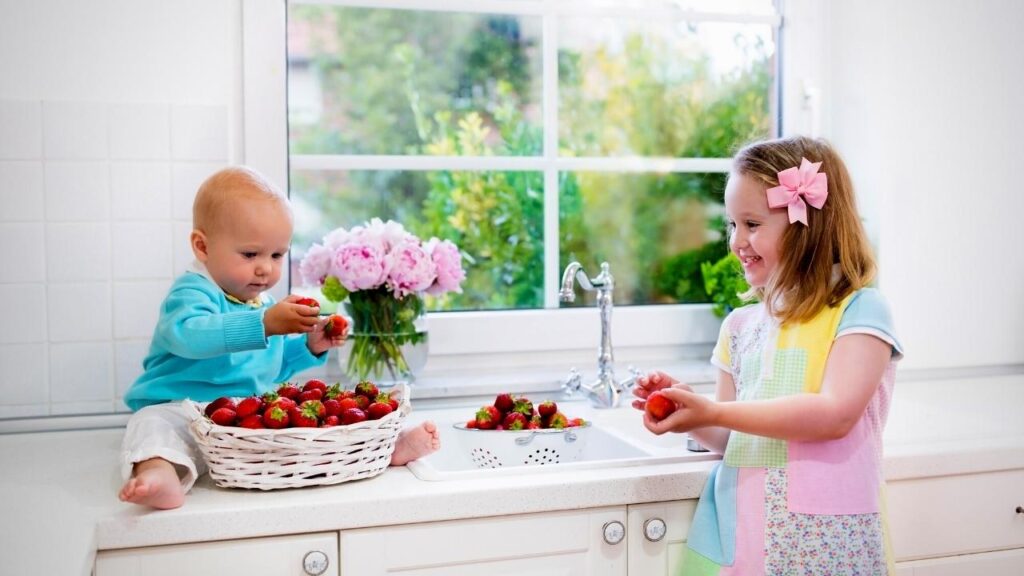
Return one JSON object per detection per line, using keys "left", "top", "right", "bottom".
{"left": 645, "top": 391, "right": 677, "bottom": 422}
{"left": 323, "top": 314, "right": 349, "bottom": 339}
{"left": 295, "top": 296, "right": 320, "bottom": 308}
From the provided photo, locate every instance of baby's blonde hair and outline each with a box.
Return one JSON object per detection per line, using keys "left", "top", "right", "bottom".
{"left": 732, "top": 136, "right": 876, "bottom": 324}
{"left": 192, "top": 167, "right": 290, "bottom": 235}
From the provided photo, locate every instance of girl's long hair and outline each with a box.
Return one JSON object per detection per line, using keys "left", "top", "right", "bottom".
{"left": 733, "top": 136, "right": 876, "bottom": 324}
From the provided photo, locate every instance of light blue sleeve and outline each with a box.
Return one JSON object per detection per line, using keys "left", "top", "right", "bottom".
{"left": 837, "top": 288, "right": 904, "bottom": 360}
{"left": 152, "top": 280, "right": 267, "bottom": 359}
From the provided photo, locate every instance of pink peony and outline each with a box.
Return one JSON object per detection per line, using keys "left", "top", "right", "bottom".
{"left": 386, "top": 240, "right": 437, "bottom": 298}
{"left": 425, "top": 238, "right": 466, "bottom": 295}
{"left": 298, "top": 243, "right": 333, "bottom": 287}
{"left": 321, "top": 227, "right": 351, "bottom": 252}
{"left": 332, "top": 244, "right": 388, "bottom": 291}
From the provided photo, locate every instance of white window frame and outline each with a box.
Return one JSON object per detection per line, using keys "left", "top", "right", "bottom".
{"left": 241, "top": 0, "right": 789, "bottom": 372}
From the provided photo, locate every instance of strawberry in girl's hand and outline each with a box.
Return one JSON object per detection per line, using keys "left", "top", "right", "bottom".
{"left": 323, "top": 314, "right": 349, "bottom": 339}
{"left": 645, "top": 391, "right": 677, "bottom": 422}
{"left": 295, "top": 296, "right": 320, "bottom": 308}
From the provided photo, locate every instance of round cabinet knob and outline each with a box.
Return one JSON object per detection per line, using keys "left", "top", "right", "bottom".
{"left": 602, "top": 520, "right": 626, "bottom": 545}
{"left": 303, "top": 550, "right": 330, "bottom": 576}
{"left": 1016, "top": 506, "right": 1023, "bottom": 514}
{"left": 643, "top": 517, "right": 667, "bottom": 542}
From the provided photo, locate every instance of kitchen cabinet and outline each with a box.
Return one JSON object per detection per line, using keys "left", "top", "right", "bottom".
{"left": 338, "top": 506, "right": 628, "bottom": 575}
{"left": 889, "top": 469, "right": 1024, "bottom": 575}
{"left": 94, "top": 532, "right": 338, "bottom": 576}
{"left": 626, "top": 500, "right": 698, "bottom": 575}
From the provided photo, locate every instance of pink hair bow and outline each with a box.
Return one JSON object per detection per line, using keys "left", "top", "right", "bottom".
{"left": 766, "top": 157, "right": 828, "bottom": 226}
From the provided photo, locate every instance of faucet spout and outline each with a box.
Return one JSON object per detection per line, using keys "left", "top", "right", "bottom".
{"left": 559, "top": 261, "right": 593, "bottom": 302}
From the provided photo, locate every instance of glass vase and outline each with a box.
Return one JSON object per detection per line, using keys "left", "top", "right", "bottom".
{"left": 337, "top": 288, "right": 428, "bottom": 388}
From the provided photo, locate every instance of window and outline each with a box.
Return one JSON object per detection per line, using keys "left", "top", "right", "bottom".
{"left": 258, "top": 0, "right": 781, "bottom": 363}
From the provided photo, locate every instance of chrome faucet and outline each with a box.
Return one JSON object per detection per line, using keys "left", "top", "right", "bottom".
{"left": 559, "top": 261, "right": 640, "bottom": 408}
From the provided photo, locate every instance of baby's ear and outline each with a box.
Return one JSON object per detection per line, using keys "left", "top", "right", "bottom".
{"left": 190, "top": 230, "right": 209, "bottom": 261}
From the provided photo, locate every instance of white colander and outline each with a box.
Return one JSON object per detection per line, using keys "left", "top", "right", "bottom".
{"left": 452, "top": 422, "right": 592, "bottom": 468}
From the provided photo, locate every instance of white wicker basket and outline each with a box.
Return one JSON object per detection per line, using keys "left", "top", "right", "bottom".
{"left": 452, "top": 422, "right": 591, "bottom": 468}
{"left": 185, "top": 383, "right": 409, "bottom": 490}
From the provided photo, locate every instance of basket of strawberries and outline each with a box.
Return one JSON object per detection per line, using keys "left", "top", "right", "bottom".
{"left": 453, "top": 393, "right": 589, "bottom": 469}
{"left": 184, "top": 379, "right": 407, "bottom": 490}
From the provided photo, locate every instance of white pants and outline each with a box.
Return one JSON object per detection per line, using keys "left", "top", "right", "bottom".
{"left": 121, "top": 402, "right": 207, "bottom": 493}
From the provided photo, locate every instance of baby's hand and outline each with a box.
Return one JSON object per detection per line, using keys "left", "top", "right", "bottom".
{"left": 306, "top": 316, "right": 347, "bottom": 355}
{"left": 630, "top": 370, "right": 687, "bottom": 411}
{"left": 263, "top": 295, "right": 320, "bottom": 337}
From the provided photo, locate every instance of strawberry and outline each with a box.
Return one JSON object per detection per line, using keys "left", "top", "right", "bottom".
{"left": 568, "top": 417, "right": 586, "bottom": 427}
{"left": 291, "top": 402, "right": 321, "bottom": 427}
{"left": 323, "top": 314, "right": 349, "bottom": 339}
{"left": 340, "top": 407, "right": 367, "bottom": 425}
{"left": 355, "top": 380, "right": 379, "bottom": 399}
{"left": 538, "top": 400, "right": 557, "bottom": 418}
{"left": 475, "top": 405, "right": 502, "bottom": 430}
{"left": 298, "top": 389, "right": 323, "bottom": 403}
{"left": 302, "top": 379, "right": 328, "bottom": 394}
{"left": 385, "top": 391, "right": 400, "bottom": 411}
{"left": 493, "top": 393, "right": 514, "bottom": 413}
{"left": 645, "top": 391, "right": 677, "bottom": 421}
{"left": 262, "top": 405, "right": 289, "bottom": 429}
{"left": 376, "top": 393, "right": 398, "bottom": 412}
{"left": 209, "top": 407, "right": 237, "bottom": 426}
{"left": 322, "top": 415, "right": 340, "bottom": 427}
{"left": 354, "top": 395, "right": 370, "bottom": 410}
{"left": 367, "top": 401, "right": 393, "bottom": 420}
{"left": 512, "top": 396, "right": 534, "bottom": 418}
{"left": 301, "top": 399, "right": 326, "bottom": 418}
{"left": 339, "top": 397, "right": 359, "bottom": 411}
{"left": 204, "top": 397, "right": 236, "bottom": 418}
{"left": 238, "top": 414, "right": 265, "bottom": 429}
{"left": 546, "top": 412, "right": 569, "bottom": 429}
{"left": 235, "top": 396, "right": 263, "bottom": 419}
{"left": 277, "top": 383, "right": 301, "bottom": 400}
{"left": 324, "top": 383, "right": 343, "bottom": 400}
{"left": 465, "top": 419, "right": 478, "bottom": 429}
{"left": 295, "top": 296, "right": 320, "bottom": 308}
{"left": 270, "top": 397, "right": 297, "bottom": 413}
{"left": 339, "top": 389, "right": 356, "bottom": 400}
{"left": 261, "top": 391, "right": 279, "bottom": 404}
{"left": 503, "top": 412, "right": 528, "bottom": 431}
{"left": 322, "top": 398, "right": 342, "bottom": 417}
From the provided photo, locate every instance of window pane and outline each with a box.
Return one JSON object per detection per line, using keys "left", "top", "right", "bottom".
{"left": 559, "top": 18, "right": 776, "bottom": 157}
{"left": 290, "top": 170, "right": 545, "bottom": 311}
{"left": 560, "top": 171, "right": 728, "bottom": 306}
{"left": 287, "top": 6, "right": 543, "bottom": 156}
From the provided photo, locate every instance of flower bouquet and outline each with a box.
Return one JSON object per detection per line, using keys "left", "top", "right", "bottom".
{"left": 300, "top": 219, "right": 466, "bottom": 384}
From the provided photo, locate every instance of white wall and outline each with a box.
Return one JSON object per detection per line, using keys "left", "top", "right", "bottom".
{"left": 0, "top": 0, "right": 241, "bottom": 417}
{"left": 824, "top": 0, "right": 1024, "bottom": 370}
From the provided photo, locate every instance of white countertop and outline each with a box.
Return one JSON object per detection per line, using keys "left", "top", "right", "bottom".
{"left": 2, "top": 372, "right": 1023, "bottom": 576}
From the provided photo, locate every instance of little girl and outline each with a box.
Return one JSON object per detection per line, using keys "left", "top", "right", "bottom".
{"left": 634, "top": 136, "right": 903, "bottom": 575}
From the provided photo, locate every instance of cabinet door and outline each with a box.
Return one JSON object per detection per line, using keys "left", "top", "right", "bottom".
{"left": 95, "top": 532, "right": 338, "bottom": 576}
{"left": 338, "top": 507, "right": 627, "bottom": 575}
{"left": 895, "top": 547, "right": 1024, "bottom": 576}
{"left": 627, "top": 500, "right": 698, "bottom": 576}
{"left": 887, "top": 469, "right": 1024, "bottom": 560}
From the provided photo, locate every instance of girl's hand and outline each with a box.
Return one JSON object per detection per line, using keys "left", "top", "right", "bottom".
{"left": 642, "top": 387, "right": 718, "bottom": 435}
{"left": 264, "top": 295, "right": 320, "bottom": 336}
{"left": 306, "top": 317, "right": 347, "bottom": 355}
{"left": 630, "top": 370, "right": 687, "bottom": 411}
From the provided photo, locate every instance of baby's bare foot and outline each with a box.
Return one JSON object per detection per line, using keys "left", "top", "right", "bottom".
{"left": 390, "top": 421, "right": 440, "bottom": 466}
{"left": 118, "top": 458, "right": 185, "bottom": 510}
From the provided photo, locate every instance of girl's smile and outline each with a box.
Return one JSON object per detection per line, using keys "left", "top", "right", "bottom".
{"left": 724, "top": 172, "right": 790, "bottom": 289}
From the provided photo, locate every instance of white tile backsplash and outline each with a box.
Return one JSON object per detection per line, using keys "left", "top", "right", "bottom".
{"left": 171, "top": 162, "right": 224, "bottom": 220}
{"left": 110, "top": 162, "right": 171, "bottom": 220}
{"left": 49, "top": 342, "right": 114, "bottom": 402}
{"left": 0, "top": 161, "right": 45, "bottom": 221}
{"left": 43, "top": 101, "right": 109, "bottom": 160}
{"left": 0, "top": 100, "right": 42, "bottom": 159}
{"left": 171, "top": 105, "right": 228, "bottom": 161}
{"left": 1, "top": 99, "right": 228, "bottom": 419}
{"left": 0, "top": 284, "right": 47, "bottom": 344}
{"left": 109, "top": 103, "right": 170, "bottom": 160}
{"left": 0, "top": 344, "right": 48, "bottom": 405}
{"left": 0, "top": 223, "right": 46, "bottom": 282}
{"left": 112, "top": 222, "right": 173, "bottom": 279}
{"left": 44, "top": 162, "right": 111, "bottom": 221}
{"left": 113, "top": 280, "right": 170, "bottom": 339}
{"left": 46, "top": 222, "right": 111, "bottom": 281}
{"left": 47, "top": 282, "right": 113, "bottom": 342}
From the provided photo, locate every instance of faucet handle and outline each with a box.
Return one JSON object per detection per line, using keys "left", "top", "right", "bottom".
{"left": 618, "top": 365, "right": 643, "bottom": 392}
{"left": 562, "top": 367, "right": 583, "bottom": 396}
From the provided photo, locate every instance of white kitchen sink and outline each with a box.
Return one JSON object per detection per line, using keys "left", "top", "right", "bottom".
{"left": 404, "top": 401, "right": 719, "bottom": 481}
